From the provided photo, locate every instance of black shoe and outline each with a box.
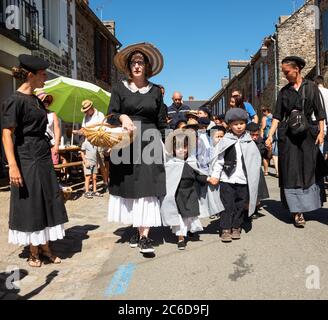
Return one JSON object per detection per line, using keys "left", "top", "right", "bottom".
{"left": 138, "top": 236, "right": 155, "bottom": 253}
{"left": 177, "top": 240, "right": 186, "bottom": 250}
{"left": 129, "top": 231, "right": 139, "bottom": 248}
{"left": 187, "top": 231, "right": 194, "bottom": 238}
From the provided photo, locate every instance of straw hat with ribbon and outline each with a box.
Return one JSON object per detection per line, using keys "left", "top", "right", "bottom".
{"left": 81, "top": 99, "right": 94, "bottom": 113}
{"left": 114, "top": 42, "right": 164, "bottom": 78}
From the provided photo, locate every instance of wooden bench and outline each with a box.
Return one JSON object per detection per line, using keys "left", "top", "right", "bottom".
{"left": 54, "top": 161, "right": 83, "bottom": 170}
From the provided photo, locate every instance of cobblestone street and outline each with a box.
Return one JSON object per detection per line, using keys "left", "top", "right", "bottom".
{"left": 1, "top": 171, "right": 328, "bottom": 300}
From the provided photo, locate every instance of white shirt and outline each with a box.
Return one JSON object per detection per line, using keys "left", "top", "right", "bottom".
{"left": 211, "top": 139, "right": 247, "bottom": 184}
{"left": 82, "top": 109, "right": 105, "bottom": 128}
{"left": 197, "top": 132, "right": 211, "bottom": 174}
{"left": 46, "top": 112, "right": 55, "bottom": 146}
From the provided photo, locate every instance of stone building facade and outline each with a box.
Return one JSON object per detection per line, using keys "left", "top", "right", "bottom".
{"left": 0, "top": 0, "right": 121, "bottom": 179}
{"left": 319, "top": 0, "right": 328, "bottom": 81}
{"left": 75, "top": 0, "right": 121, "bottom": 91}
{"left": 207, "top": 0, "right": 317, "bottom": 115}
{"left": 276, "top": 0, "right": 317, "bottom": 90}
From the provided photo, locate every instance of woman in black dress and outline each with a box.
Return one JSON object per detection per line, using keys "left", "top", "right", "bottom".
{"left": 1, "top": 55, "right": 68, "bottom": 267}
{"left": 266, "top": 56, "right": 328, "bottom": 227}
{"left": 107, "top": 43, "right": 167, "bottom": 254}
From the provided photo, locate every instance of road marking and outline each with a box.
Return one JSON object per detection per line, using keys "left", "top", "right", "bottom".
{"left": 104, "top": 263, "right": 136, "bottom": 298}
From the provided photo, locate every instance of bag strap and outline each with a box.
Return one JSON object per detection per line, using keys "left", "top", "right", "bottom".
{"left": 301, "top": 84, "right": 306, "bottom": 112}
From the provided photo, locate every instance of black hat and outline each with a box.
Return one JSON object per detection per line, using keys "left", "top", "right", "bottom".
{"left": 198, "top": 106, "right": 212, "bottom": 118}
{"left": 174, "top": 118, "right": 187, "bottom": 130}
{"left": 225, "top": 108, "right": 248, "bottom": 123}
{"left": 18, "top": 54, "right": 50, "bottom": 74}
{"left": 198, "top": 117, "right": 210, "bottom": 126}
{"left": 281, "top": 56, "right": 306, "bottom": 70}
{"left": 210, "top": 125, "right": 226, "bottom": 133}
{"left": 246, "top": 122, "right": 260, "bottom": 132}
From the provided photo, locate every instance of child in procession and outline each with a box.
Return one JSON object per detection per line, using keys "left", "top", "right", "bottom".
{"left": 208, "top": 109, "right": 261, "bottom": 242}
{"left": 161, "top": 129, "right": 223, "bottom": 250}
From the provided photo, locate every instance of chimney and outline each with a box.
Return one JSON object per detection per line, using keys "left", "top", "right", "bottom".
{"left": 189, "top": 96, "right": 194, "bottom": 101}
{"left": 278, "top": 15, "right": 290, "bottom": 25}
{"left": 103, "top": 20, "right": 115, "bottom": 36}
{"left": 221, "top": 77, "right": 229, "bottom": 88}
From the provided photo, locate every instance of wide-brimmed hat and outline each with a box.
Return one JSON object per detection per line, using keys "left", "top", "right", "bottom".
{"left": 165, "top": 128, "right": 197, "bottom": 156}
{"left": 81, "top": 99, "right": 93, "bottom": 113}
{"left": 114, "top": 42, "right": 164, "bottom": 77}
{"left": 185, "top": 111, "right": 199, "bottom": 119}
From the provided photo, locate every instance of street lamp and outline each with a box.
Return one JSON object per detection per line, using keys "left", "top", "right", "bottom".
{"left": 260, "top": 44, "right": 268, "bottom": 58}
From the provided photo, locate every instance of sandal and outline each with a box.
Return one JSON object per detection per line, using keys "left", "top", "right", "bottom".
{"left": 264, "top": 172, "right": 269, "bottom": 176}
{"left": 28, "top": 254, "right": 42, "bottom": 267}
{"left": 293, "top": 213, "right": 306, "bottom": 228}
{"left": 39, "top": 247, "right": 61, "bottom": 264}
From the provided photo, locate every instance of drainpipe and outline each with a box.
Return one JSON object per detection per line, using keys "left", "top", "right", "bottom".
{"left": 315, "top": 0, "right": 321, "bottom": 75}
{"left": 71, "top": 0, "right": 77, "bottom": 79}
{"left": 270, "top": 35, "right": 278, "bottom": 103}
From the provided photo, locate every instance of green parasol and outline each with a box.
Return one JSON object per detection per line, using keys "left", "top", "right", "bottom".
{"left": 36, "top": 76, "right": 111, "bottom": 123}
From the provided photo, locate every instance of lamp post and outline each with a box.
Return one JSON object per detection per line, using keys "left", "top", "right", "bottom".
{"left": 260, "top": 44, "right": 268, "bottom": 58}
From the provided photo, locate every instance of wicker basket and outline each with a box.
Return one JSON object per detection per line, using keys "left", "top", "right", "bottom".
{"left": 82, "top": 115, "right": 135, "bottom": 149}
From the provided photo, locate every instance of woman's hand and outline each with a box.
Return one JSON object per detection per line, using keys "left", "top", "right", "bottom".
{"left": 120, "top": 115, "right": 136, "bottom": 132}
{"left": 316, "top": 132, "right": 324, "bottom": 145}
{"left": 9, "top": 165, "right": 23, "bottom": 187}
{"left": 265, "top": 135, "right": 273, "bottom": 148}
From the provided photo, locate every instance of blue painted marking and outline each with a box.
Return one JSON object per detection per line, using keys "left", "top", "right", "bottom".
{"left": 104, "top": 263, "right": 136, "bottom": 298}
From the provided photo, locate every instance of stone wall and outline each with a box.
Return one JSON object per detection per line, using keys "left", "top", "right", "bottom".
{"left": 75, "top": 5, "right": 119, "bottom": 91}
{"left": 320, "top": 0, "right": 328, "bottom": 83}
{"left": 252, "top": 43, "right": 277, "bottom": 113}
{"left": 75, "top": 8, "right": 96, "bottom": 84}
{"left": 276, "top": 0, "right": 316, "bottom": 90}
{"left": 35, "top": 46, "right": 72, "bottom": 78}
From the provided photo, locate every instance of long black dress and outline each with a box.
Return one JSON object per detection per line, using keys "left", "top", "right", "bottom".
{"left": 108, "top": 81, "right": 167, "bottom": 199}
{"left": 273, "top": 79, "right": 328, "bottom": 212}
{"left": 1, "top": 92, "right": 68, "bottom": 244}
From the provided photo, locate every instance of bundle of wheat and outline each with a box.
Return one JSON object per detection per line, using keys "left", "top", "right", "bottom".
{"left": 82, "top": 115, "right": 135, "bottom": 149}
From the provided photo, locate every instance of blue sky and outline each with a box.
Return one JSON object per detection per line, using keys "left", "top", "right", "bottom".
{"left": 90, "top": 0, "right": 305, "bottom": 105}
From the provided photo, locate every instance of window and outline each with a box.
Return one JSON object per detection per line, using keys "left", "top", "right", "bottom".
{"left": 260, "top": 63, "right": 264, "bottom": 92}
{"left": 95, "top": 29, "right": 110, "bottom": 83}
{"left": 255, "top": 66, "right": 261, "bottom": 96}
{"left": 254, "top": 62, "right": 269, "bottom": 96}
{"left": 264, "top": 63, "right": 269, "bottom": 86}
{"left": 42, "top": 0, "right": 60, "bottom": 46}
